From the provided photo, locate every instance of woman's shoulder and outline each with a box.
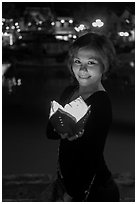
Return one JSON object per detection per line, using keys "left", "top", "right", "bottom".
{"left": 87, "top": 91, "right": 112, "bottom": 120}
{"left": 86, "top": 90, "right": 111, "bottom": 107}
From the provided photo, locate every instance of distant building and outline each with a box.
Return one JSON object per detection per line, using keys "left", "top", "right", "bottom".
{"left": 53, "top": 17, "right": 77, "bottom": 41}
{"left": 54, "top": 17, "right": 75, "bottom": 34}
{"left": 23, "top": 7, "right": 54, "bottom": 33}
{"left": 24, "top": 7, "right": 54, "bottom": 22}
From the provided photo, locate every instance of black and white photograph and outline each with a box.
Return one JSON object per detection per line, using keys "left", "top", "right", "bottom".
{"left": 2, "top": 1, "right": 135, "bottom": 202}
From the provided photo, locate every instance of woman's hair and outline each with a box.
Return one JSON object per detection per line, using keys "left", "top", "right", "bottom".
{"left": 67, "top": 32, "right": 116, "bottom": 82}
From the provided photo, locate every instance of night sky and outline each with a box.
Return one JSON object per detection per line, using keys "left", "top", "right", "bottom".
{"left": 2, "top": 2, "right": 135, "bottom": 17}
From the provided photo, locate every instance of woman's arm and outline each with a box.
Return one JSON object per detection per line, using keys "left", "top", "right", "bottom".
{"left": 83, "top": 94, "right": 112, "bottom": 156}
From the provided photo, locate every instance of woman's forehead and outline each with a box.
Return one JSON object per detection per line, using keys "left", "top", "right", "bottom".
{"left": 74, "top": 47, "right": 102, "bottom": 60}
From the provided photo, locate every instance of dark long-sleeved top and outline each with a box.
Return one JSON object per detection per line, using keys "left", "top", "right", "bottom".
{"left": 46, "top": 85, "right": 112, "bottom": 199}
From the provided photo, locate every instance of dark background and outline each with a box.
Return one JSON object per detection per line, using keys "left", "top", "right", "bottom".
{"left": 2, "top": 2, "right": 135, "bottom": 178}
{"left": 2, "top": 2, "right": 135, "bottom": 16}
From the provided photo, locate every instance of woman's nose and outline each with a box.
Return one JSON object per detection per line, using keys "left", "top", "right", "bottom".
{"left": 79, "top": 64, "right": 87, "bottom": 71}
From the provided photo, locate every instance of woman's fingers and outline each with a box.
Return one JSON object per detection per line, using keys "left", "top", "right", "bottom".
{"left": 60, "top": 133, "right": 68, "bottom": 139}
{"left": 79, "top": 129, "right": 84, "bottom": 137}
{"left": 67, "top": 129, "right": 85, "bottom": 141}
{"left": 60, "top": 129, "right": 84, "bottom": 141}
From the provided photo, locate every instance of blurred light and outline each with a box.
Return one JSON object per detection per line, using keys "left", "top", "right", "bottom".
{"left": 2, "top": 18, "right": 5, "bottom": 22}
{"left": 92, "top": 19, "right": 104, "bottom": 27}
{"left": 38, "top": 27, "right": 42, "bottom": 30}
{"left": 51, "top": 22, "right": 55, "bottom": 26}
{"left": 61, "top": 19, "right": 65, "bottom": 23}
{"left": 28, "top": 22, "right": 32, "bottom": 26}
{"left": 16, "top": 25, "right": 20, "bottom": 29}
{"left": 56, "top": 21, "right": 61, "bottom": 27}
{"left": 15, "top": 22, "right": 18, "bottom": 26}
{"left": 2, "top": 63, "right": 11, "bottom": 75}
{"left": 74, "top": 24, "right": 86, "bottom": 32}
{"left": 74, "top": 26, "right": 80, "bottom": 32}
{"left": 96, "top": 19, "right": 104, "bottom": 27}
{"left": 55, "top": 35, "right": 63, "bottom": 40}
{"left": 19, "top": 36, "right": 22, "bottom": 39}
{"left": 17, "top": 79, "right": 22, "bottom": 86}
{"left": 124, "top": 32, "right": 129, "bottom": 37}
{"left": 130, "top": 61, "right": 134, "bottom": 67}
{"left": 129, "top": 30, "right": 135, "bottom": 41}
{"left": 6, "top": 26, "right": 10, "bottom": 30}
{"left": 11, "top": 26, "right": 15, "bottom": 29}
{"left": 9, "top": 34, "right": 13, "bottom": 45}
{"left": 17, "top": 29, "right": 21, "bottom": 32}
{"left": 118, "top": 32, "right": 129, "bottom": 37}
{"left": 3, "top": 33, "right": 13, "bottom": 45}
{"left": 73, "top": 35, "right": 77, "bottom": 39}
{"left": 69, "top": 19, "right": 73, "bottom": 24}
{"left": 39, "top": 21, "right": 42, "bottom": 24}
{"left": 92, "top": 22, "right": 97, "bottom": 27}
{"left": 68, "top": 34, "right": 72, "bottom": 38}
{"left": 79, "top": 24, "right": 86, "bottom": 30}
{"left": 55, "top": 35, "right": 69, "bottom": 41}
{"left": 119, "top": 32, "right": 124, "bottom": 36}
{"left": 126, "top": 19, "right": 130, "bottom": 23}
{"left": 12, "top": 77, "right": 16, "bottom": 86}
{"left": 64, "top": 36, "right": 68, "bottom": 41}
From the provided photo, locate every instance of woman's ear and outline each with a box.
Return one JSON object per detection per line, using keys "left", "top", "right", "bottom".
{"left": 102, "top": 73, "right": 107, "bottom": 81}
{"left": 101, "top": 66, "right": 108, "bottom": 81}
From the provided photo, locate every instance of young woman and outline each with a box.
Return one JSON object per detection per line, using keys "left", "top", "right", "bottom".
{"left": 46, "top": 32, "right": 120, "bottom": 201}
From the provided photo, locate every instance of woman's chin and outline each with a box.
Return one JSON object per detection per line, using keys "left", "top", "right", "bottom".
{"left": 78, "top": 77, "right": 91, "bottom": 85}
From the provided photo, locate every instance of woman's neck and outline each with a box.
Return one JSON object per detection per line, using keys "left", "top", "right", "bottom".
{"left": 71, "top": 82, "right": 105, "bottom": 101}
{"left": 78, "top": 82, "right": 105, "bottom": 95}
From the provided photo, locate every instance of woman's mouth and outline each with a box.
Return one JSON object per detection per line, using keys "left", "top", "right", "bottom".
{"left": 79, "top": 75, "right": 91, "bottom": 79}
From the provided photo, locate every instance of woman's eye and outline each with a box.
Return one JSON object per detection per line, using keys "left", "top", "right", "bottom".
{"left": 74, "top": 59, "right": 81, "bottom": 64}
{"left": 88, "top": 60, "right": 98, "bottom": 65}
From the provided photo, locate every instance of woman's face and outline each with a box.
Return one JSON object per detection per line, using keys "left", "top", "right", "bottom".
{"left": 72, "top": 48, "right": 103, "bottom": 87}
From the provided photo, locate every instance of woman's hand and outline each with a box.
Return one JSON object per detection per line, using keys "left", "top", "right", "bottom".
{"left": 60, "top": 129, "right": 84, "bottom": 141}
{"left": 60, "top": 133, "right": 69, "bottom": 139}
{"left": 68, "top": 129, "right": 84, "bottom": 141}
